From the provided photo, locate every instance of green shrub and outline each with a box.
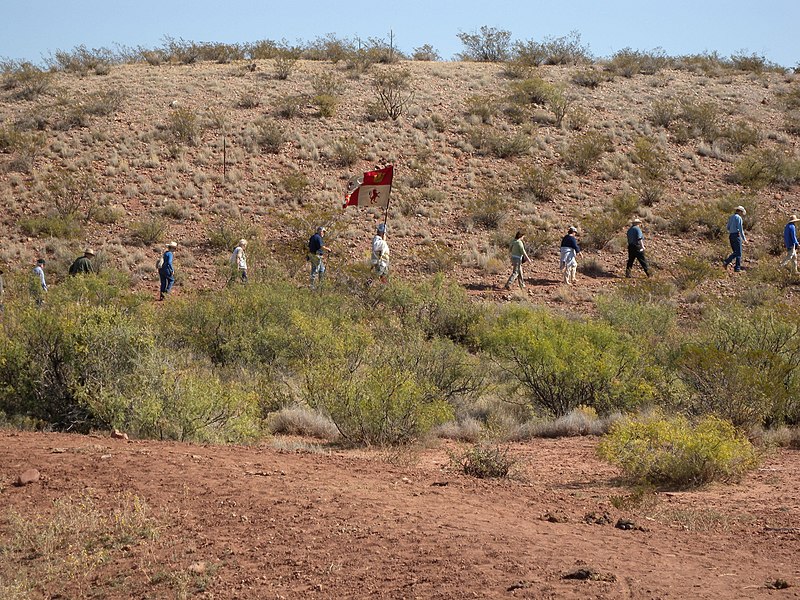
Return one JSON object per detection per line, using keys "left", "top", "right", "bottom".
{"left": 508, "top": 76, "right": 553, "bottom": 107}
{"left": 733, "top": 148, "right": 800, "bottom": 189}
{"left": 672, "top": 254, "right": 721, "bottom": 290}
{"left": 451, "top": 444, "right": 515, "bottom": 478}
{"left": 166, "top": 107, "right": 202, "bottom": 146}
{"left": 237, "top": 90, "right": 260, "bottom": 108}
{"left": 1, "top": 60, "right": 53, "bottom": 100}
{"left": 483, "top": 305, "right": 657, "bottom": 417}
{"left": 252, "top": 118, "right": 284, "bottom": 153}
{"left": 581, "top": 193, "right": 637, "bottom": 250}
{"left": 676, "top": 99, "right": 721, "bottom": 143}
{"left": 20, "top": 214, "right": 83, "bottom": 239}
{"left": 129, "top": 217, "right": 167, "bottom": 246}
{"left": 456, "top": 26, "right": 511, "bottom": 62}
{"left": 571, "top": 69, "right": 607, "bottom": 88}
{"left": 607, "top": 48, "right": 667, "bottom": 77}
{"left": 273, "top": 46, "right": 301, "bottom": 80}
{"left": 721, "top": 120, "right": 761, "bottom": 153}
{"left": 332, "top": 137, "right": 361, "bottom": 166}
{"left": 598, "top": 413, "right": 760, "bottom": 488}
{"left": 677, "top": 305, "right": 800, "bottom": 427}
{"left": 519, "top": 164, "right": 558, "bottom": 202}
{"left": 313, "top": 94, "right": 337, "bottom": 117}
{"left": 411, "top": 44, "right": 441, "bottom": 61}
{"left": 49, "top": 44, "right": 115, "bottom": 75}
{"left": 649, "top": 99, "right": 680, "bottom": 129}
{"left": 275, "top": 94, "right": 307, "bottom": 119}
{"left": 206, "top": 218, "right": 259, "bottom": 251}
{"left": 371, "top": 67, "right": 414, "bottom": 120}
{"left": 466, "top": 190, "right": 506, "bottom": 229}
{"left": 280, "top": 170, "right": 309, "bottom": 199}
{"left": 563, "top": 130, "right": 612, "bottom": 174}
{"left": 465, "top": 94, "right": 497, "bottom": 123}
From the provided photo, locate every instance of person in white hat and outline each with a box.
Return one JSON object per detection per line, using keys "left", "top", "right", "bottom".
{"left": 723, "top": 206, "right": 747, "bottom": 272}
{"left": 68, "top": 248, "right": 96, "bottom": 276}
{"left": 625, "top": 218, "right": 650, "bottom": 278}
{"left": 780, "top": 214, "right": 800, "bottom": 274}
{"left": 370, "top": 223, "right": 390, "bottom": 283}
{"left": 158, "top": 241, "right": 178, "bottom": 300}
{"left": 230, "top": 239, "right": 248, "bottom": 283}
{"left": 559, "top": 226, "right": 581, "bottom": 285}
{"left": 308, "top": 226, "right": 331, "bottom": 289}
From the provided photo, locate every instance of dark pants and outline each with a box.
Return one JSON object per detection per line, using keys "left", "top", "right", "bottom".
{"left": 626, "top": 244, "right": 649, "bottom": 276}
{"left": 159, "top": 271, "right": 174, "bottom": 297}
{"left": 724, "top": 233, "right": 743, "bottom": 271}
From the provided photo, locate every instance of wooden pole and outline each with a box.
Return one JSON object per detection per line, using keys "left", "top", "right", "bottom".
{"left": 223, "top": 135, "right": 227, "bottom": 182}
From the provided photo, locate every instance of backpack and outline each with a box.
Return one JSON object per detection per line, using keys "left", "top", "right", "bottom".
{"left": 156, "top": 255, "right": 164, "bottom": 271}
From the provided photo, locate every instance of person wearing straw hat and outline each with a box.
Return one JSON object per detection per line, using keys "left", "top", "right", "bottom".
{"left": 781, "top": 214, "right": 800, "bottom": 274}
{"left": 625, "top": 218, "right": 650, "bottom": 278}
{"left": 230, "top": 238, "right": 249, "bottom": 283}
{"left": 68, "top": 248, "right": 96, "bottom": 276}
{"left": 723, "top": 206, "right": 747, "bottom": 272}
{"left": 158, "top": 241, "right": 178, "bottom": 300}
{"left": 559, "top": 226, "right": 581, "bottom": 285}
{"left": 370, "top": 223, "right": 390, "bottom": 283}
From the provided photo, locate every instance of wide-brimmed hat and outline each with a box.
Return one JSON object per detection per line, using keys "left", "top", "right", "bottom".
{"left": 632, "top": 218, "right": 642, "bottom": 224}
{"left": 238, "top": 239, "right": 248, "bottom": 247}
{"left": 167, "top": 241, "right": 178, "bottom": 248}
{"left": 735, "top": 205, "right": 747, "bottom": 215}
{"left": 568, "top": 226, "right": 578, "bottom": 234}
{"left": 789, "top": 215, "right": 800, "bottom": 223}
{"left": 84, "top": 248, "right": 95, "bottom": 256}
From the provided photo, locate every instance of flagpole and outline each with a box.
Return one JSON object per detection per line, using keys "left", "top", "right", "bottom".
{"left": 382, "top": 164, "right": 393, "bottom": 228}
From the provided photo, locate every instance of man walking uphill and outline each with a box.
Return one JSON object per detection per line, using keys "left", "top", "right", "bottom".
{"left": 308, "top": 226, "right": 331, "bottom": 289}
{"left": 69, "top": 248, "right": 95, "bottom": 276}
{"left": 723, "top": 205, "right": 747, "bottom": 272}
{"left": 626, "top": 218, "right": 650, "bottom": 278}
{"left": 781, "top": 215, "right": 800, "bottom": 274}
{"left": 158, "top": 241, "right": 178, "bottom": 300}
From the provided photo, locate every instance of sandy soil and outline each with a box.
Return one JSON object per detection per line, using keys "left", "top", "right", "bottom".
{"left": 2, "top": 431, "right": 799, "bottom": 599}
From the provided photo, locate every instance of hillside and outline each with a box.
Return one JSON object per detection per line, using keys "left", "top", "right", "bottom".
{"left": 2, "top": 56, "right": 799, "bottom": 307}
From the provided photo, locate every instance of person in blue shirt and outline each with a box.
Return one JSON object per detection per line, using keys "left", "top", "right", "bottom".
{"left": 559, "top": 226, "right": 581, "bottom": 285}
{"left": 781, "top": 215, "right": 800, "bottom": 274}
{"left": 308, "top": 226, "right": 331, "bottom": 289}
{"left": 723, "top": 206, "right": 747, "bottom": 272}
{"left": 625, "top": 218, "right": 650, "bottom": 278}
{"left": 158, "top": 241, "right": 177, "bottom": 300}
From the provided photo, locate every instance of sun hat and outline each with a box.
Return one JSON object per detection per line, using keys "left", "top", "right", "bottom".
{"left": 735, "top": 205, "right": 746, "bottom": 215}
{"left": 84, "top": 248, "right": 95, "bottom": 256}
{"left": 568, "top": 226, "right": 578, "bottom": 233}
{"left": 789, "top": 215, "right": 800, "bottom": 223}
{"left": 167, "top": 241, "right": 178, "bottom": 248}
{"left": 316, "top": 226, "right": 326, "bottom": 233}
{"left": 632, "top": 218, "right": 642, "bottom": 224}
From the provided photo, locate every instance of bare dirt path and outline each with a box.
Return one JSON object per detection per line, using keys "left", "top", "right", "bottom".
{"left": 2, "top": 431, "right": 799, "bottom": 599}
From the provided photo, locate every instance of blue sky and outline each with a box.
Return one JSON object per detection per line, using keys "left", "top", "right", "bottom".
{"left": 1, "top": 0, "right": 797, "bottom": 67}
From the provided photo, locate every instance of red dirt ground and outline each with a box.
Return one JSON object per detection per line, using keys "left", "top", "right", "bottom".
{"left": 2, "top": 431, "right": 799, "bottom": 599}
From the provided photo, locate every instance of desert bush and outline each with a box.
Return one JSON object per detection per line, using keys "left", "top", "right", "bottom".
{"left": 412, "top": 44, "right": 441, "bottom": 61}
{"left": 371, "top": 67, "right": 414, "bottom": 120}
{"left": 466, "top": 190, "right": 506, "bottom": 229}
{"left": 252, "top": 118, "right": 284, "bottom": 153}
{"left": 40, "top": 168, "right": 95, "bottom": 220}
{"left": 483, "top": 305, "right": 657, "bottom": 417}
{"left": 434, "top": 417, "right": 484, "bottom": 442}
{"left": 649, "top": 99, "right": 680, "bottom": 129}
{"left": 508, "top": 39, "right": 547, "bottom": 69}
{"left": 19, "top": 215, "right": 83, "bottom": 239}
{"left": 465, "top": 94, "right": 497, "bottom": 123}
{"left": 607, "top": 47, "right": 668, "bottom": 77}
{"left": 580, "top": 193, "right": 637, "bottom": 249}
{"left": 519, "top": 163, "right": 558, "bottom": 202}
{"left": 332, "top": 137, "right": 360, "bottom": 166}
{"left": 784, "top": 110, "right": 800, "bottom": 136}
{"left": 508, "top": 76, "right": 553, "bottom": 107}
{"left": 244, "top": 38, "right": 279, "bottom": 60}
{"left": 206, "top": 218, "right": 259, "bottom": 251}
{"left": 267, "top": 405, "right": 339, "bottom": 440}
{"left": 49, "top": 44, "right": 115, "bottom": 75}
{"left": 630, "top": 136, "right": 669, "bottom": 205}
{"left": 674, "top": 52, "right": 731, "bottom": 76}
{"left": 166, "top": 107, "right": 202, "bottom": 146}
{"left": 0, "top": 125, "right": 46, "bottom": 172}
{"left": 721, "top": 120, "right": 761, "bottom": 153}
{"left": 1, "top": 60, "right": 53, "bottom": 99}
{"left": 129, "top": 217, "right": 167, "bottom": 246}
{"left": 675, "top": 99, "right": 721, "bottom": 143}
{"left": 456, "top": 26, "right": 511, "bottom": 62}
{"left": 546, "top": 85, "right": 573, "bottom": 127}
{"left": 562, "top": 130, "right": 612, "bottom": 174}
{"left": 677, "top": 304, "right": 800, "bottom": 427}
{"left": 490, "top": 131, "right": 531, "bottom": 158}
{"left": 275, "top": 94, "right": 307, "bottom": 119}
{"left": 513, "top": 406, "right": 618, "bottom": 439}
{"left": 596, "top": 294, "right": 676, "bottom": 342}
{"left": 451, "top": 444, "right": 515, "bottom": 478}
{"left": 571, "top": 69, "right": 607, "bottom": 88}
{"left": 730, "top": 52, "right": 783, "bottom": 74}
{"left": 237, "top": 90, "right": 260, "bottom": 108}
{"left": 733, "top": 148, "right": 800, "bottom": 189}
{"left": 274, "top": 45, "right": 300, "bottom": 80}
{"left": 598, "top": 413, "right": 759, "bottom": 488}
{"left": 672, "top": 254, "right": 720, "bottom": 290}
{"left": 538, "top": 31, "right": 592, "bottom": 65}
{"left": 313, "top": 94, "right": 337, "bottom": 117}
{"left": 280, "top": 170, "right": 309, "bottom": 199}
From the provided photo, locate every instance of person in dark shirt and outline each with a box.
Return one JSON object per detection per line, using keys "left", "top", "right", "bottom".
{"left": 308, "top": 226, "right": 331, "bottom": 289}
{"left": 68, "top": 248, "right": 95, "bottom": 276}
{"left": 625, "top": 218, "right": 650, "bottom": 278}
{"left": 158, "top": 241, "right": 178, "bottom": 300}
{"left": 559, "top": 226, "right": 581, "bottom": 285}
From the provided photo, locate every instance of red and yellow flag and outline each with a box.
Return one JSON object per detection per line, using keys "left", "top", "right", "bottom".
{"left": 343, "top": 165, "right": 394, "bottom": 209}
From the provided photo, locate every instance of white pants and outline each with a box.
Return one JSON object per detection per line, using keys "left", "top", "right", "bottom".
{"left": 781, "top": 247, "right": 798, "bottom": 273}
{"left": 563, "top": 263, "right": 577, "bottom": 284}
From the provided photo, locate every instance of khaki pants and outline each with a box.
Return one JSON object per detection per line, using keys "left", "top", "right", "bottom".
{"left": 563, "top": 263, "right": 577, "bottom": 285}
{"left": 505, "top": 257, "right": 524, "bottom": 288}
{"left": 781, "top": 247, "right": 798, "bottom": 273}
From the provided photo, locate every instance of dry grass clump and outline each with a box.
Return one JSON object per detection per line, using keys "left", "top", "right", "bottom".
{"left": 510, "top": 407, "right": 620, "bottom": 440}
{"left": 450, "top": 443, "right": 516, "bottom": 479}
{"left": 129, "top": 217, "right": 167, "bottom": 246}
{"left": 267, "top": 405, "right": 340, "bottom": 440}
{"left": 562, "top": 130, "right": 612, "bottom": 174}
{"left": 433, "top": 416, "right": 485, "bottom": 442}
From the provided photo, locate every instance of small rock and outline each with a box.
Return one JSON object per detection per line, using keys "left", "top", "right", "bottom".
{"left": 15, "top": 468, "right": 40, "bottom": 486}
{"left": 100, "top": 454, "right": 112, "bottom": 460}
{"left": 562, "top": 567, "right": 616, "bottom": 582}
{"left": 766, "top": 579, "right": 791, "bottom": 590}
{"left": 615, "top": 518, "right": 646, "bottom": 531}
{"left": 430, "top": 481, "right": 449, "bottom": 487}
{"left": 543, "top": 511, "right": 569, "bottom": 523}
{"left": 111, "top": 430, "right": 128, "bottom": 440}
{"left": 584, "top": 511, "right": 612, "bottom": 525}
{"left": 51, "top": 448, "right": 67, "bottom": 454}
{"left": 507, "top": 580, "right": 530, "bottom": 591}
{"left": 187, "top": 561, "right": 207, "bottom": 574}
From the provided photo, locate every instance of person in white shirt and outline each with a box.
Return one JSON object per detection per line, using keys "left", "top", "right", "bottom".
{"left": 371, "top": 223, "right": 390, "bottom": 283}
{"left": 230, "top": 239, "right": 248, "bottom": 283}
{"left": 32, "top": 258, "right": 47, "bottom": 304}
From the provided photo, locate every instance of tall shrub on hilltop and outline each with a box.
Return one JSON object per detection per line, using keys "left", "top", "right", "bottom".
{"left": 482, "top": 306, "right": 658, "bottom": 417}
